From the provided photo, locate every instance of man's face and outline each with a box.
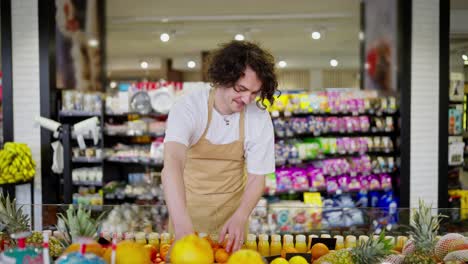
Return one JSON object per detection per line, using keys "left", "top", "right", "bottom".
{"left": 223, "top": 66, "right": 262, "bottom": 113}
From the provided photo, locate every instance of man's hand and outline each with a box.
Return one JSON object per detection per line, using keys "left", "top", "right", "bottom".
{"left": 218, "top": 210, "right": 248, "bottom": 253}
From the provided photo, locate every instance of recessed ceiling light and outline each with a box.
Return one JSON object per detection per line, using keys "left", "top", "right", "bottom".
{"left": 140, "top": 61, "right": 149, "bottom": 69}
{"left": 462, "top": 54, "right": 468, "bottom": 61}
{"left": 330, "top": 59, "right": 338, "bottom": 67}
{"left": 278, "top": 60, "right": 287, "bottom": 68}
{"left": 88, "top": 38, "right": 99, "bottom": 47}
{"left": 110, "top": 81, "right": 117, "bottom": 89}
{"left": 311, "top": 31, "right": 321, "bottom": 40}
{"left": 160, "top": 33, "right": 170, "bottom": 42}
{"left": 187, "top": 61, "right": 196, "bottom": 68}
{"left": 234, "top": 34, "right": 245, "bottom": 41}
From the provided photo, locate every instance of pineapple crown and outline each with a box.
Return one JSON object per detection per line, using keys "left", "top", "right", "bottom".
{"left": 351, "top": 232, "right": 393, "bottom": 264}
{"left": 56, "top": 204, "right": 106, "bottom": 248}
{"left": 407, "top": 200, "right": 446, "bottom": 253}
{"left": 0, "top": 193, "right": 30, "bottom": 235}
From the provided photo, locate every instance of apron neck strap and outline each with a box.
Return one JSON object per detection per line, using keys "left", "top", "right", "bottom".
{"left": 203, "top": 87, "right": 245, "bottom": 140}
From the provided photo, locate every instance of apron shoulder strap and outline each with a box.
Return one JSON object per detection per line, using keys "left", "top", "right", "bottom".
{"left": 200, "top": 88, "right": 216, "bottom": 139}
{"left": 239, "top": 109, "right": 245, "bottom": 140}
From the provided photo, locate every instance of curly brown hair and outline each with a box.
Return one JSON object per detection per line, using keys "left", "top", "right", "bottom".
{"left": 207, "top": 40, "right": 279, "bottom": 109}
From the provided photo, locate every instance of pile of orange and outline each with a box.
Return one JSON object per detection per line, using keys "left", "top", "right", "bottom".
{"left": 310, "top": 243, "right": 329, "bottom": 260}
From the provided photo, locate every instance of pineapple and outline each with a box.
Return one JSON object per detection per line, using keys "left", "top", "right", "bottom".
{"left": 443, "top": 249, "right": 468, "bottom": 262}
{"left": 0, "top": 193, "right": 30, "bottom": 242}
{"left": 434, "top": 233, "right": 466, "bottom": 260}
{"left": 403, "top": 200, "right": 445, "bottom": 264}
{"left": 381, "top": 253, "right": 405, "bottom": 264}
{"left": 27, "top": 231, "right": 64, "bottom": 257}
{"left": 315, "top": 232, "right": 393, "bottom": 264}
{"left": 55, "top": 205, "right": 106, "bottom": 248}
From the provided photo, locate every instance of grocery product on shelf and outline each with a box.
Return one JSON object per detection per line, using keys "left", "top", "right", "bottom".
{"left": 0, "top": 232, "right": 43, "bottom": 263}
{"left": 104, "top": 143, "right": 163, "bottom": 165}
{"left": 72, "top": 167, "right": 103, "bottom": 186}
{"left": 61, "top": 90, "right": 103, "bottom": 115}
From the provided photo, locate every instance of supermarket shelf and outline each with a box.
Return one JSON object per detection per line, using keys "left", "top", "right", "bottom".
{"left": 72, "top": 181, "right": 103, "bottom": 187}
{"left": 272, "top": 111, "right": 399, "bottom": 118}
{"left": 264, "top": 188, "right": 388, "bottom": 197}
{"left": 72, "top": 157, "right": 103, "bottom": 164}
{"left": 104, "top": 132, "right": 165, "bottom": 138}
{"left": 105, "top": 112, "right": 168, "bottom": 118}
{"left": 275, "top": 131, "right": 397, "bottom": 139}
{"left": 59, "top": 111, "right": 101, "bottom": 117}
{"left": 105, "top": 158, "right": 163, "bottom": 168}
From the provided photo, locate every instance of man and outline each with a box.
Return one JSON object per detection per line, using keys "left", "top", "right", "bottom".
{"left": 162, "top": 40, "right": 278, "bottom": 253}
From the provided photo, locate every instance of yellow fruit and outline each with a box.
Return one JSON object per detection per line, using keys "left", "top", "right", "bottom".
{"left": 227, "top": 249, "right": 264, "bottom": 264}
{"left": 270, "top": 257, "right": 289, "bottom": 264}
{"left": 289, "top": 256, "right": 308, "bottom": 264}
{"left": 103, "top": 247, "right": 112, "bottom": 263}
{"left": 170, "top": 234, "right": 214, "bottom": 264}
{"left": 64, "top": 242, "right": 104, "bottom": 257}
{"left": 116, "top": 240, "right": 151, "bottom": 264}
{"left": 311, "top": 243, "right": 329, "bottom": 260}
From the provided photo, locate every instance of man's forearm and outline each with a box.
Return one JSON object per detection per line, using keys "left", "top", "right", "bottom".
{"left": 235, "top": 174, "right": 266, "bottom": 219}
{"left": 161, "top": 144, "right": 193, "bottom": 238}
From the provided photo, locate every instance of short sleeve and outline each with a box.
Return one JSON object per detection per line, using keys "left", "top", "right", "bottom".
{"left": 164, "top": 99, "right": 196, "bottom": 147}
{"left": 245, "top": 112, "right": 275, "bottom": 175}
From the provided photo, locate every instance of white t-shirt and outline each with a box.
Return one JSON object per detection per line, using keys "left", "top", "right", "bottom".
{"left": 164, "top": 86, "right": 275, "bottom": 175}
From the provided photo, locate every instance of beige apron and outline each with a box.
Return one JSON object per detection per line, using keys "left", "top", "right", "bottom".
{"left": 169, "top": 88, "right": 246, "bottom": 237}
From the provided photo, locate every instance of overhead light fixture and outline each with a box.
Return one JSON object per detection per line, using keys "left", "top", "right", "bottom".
{"left": 140, "top": 61, "right": 149, "bottom": 69}
{"left": 87, "top": 38, "right": 99, "bottom": 47}
{"left": 234, "top": 34, "right": 245, "bottom": 41}
{"left": 330, "top": 59, "right": 338, "bottom": 67}
{"left": 311, "top": 31, "right": 321, "bottom": 40}
{"left": 187, "top": 60, "right": 196, "bottom": 69}
{"left": 278, "top": 60, "right": 287, "bottom": 68}
{"left": 462, "top": 54, "right": 468, "bottom": 61}
{"left": 109, "top": 81, "right": 117, "bottom": 89}
{"left": 160, "top": 33, "right": 170, "bottom": 42}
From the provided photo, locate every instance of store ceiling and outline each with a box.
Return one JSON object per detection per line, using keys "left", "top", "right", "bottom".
{"left": 105, "top": 0, "right": 361, "bottom": 73}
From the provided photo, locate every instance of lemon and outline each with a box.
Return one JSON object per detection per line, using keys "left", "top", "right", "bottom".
{"left": 271, "top": 257, "right": 289, "bottom": 264}
{"left": 289, "top": 256, "right": 308, "bottom": 264}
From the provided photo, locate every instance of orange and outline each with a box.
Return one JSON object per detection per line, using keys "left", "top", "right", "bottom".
{"left": 215, "top": 248, "right": 230, "bottom": 263}
{"left": 311, "top": 243, "right": 329, "bottom": 260}
{"left": 281, "top": 246, "right": 298, "bottom": 258}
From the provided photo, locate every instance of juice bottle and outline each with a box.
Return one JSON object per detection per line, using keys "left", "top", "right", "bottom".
{"left": 320, "top": 234, "right": 331, "bottom": 238}
{"left": 308, "top": 235, "right": 318, "bottom": 250}
{"left": 135, "top": 232, "right": 147, "bottom": 245}
{"left": 295, "top": 235, "right": 307, "bottom": 253}
{"left": 270, "top": 235, "right": 282, "bottom": 256}
{"left": 283, "top": 234, "right": 294, "bottom": 249}
{"left": 334, "top": 235, "right": 344, "bottom": 250}
{"left": 345, "top": 235, "right": 356, "bottom": 248}
{"left": 160, "top": 232, "right": 171, "bottom": 248}
{"left": 358, "top": 235, "right": 369, "bottom": 246}
{"left": 245, "top": 234, "right": 257, "bottom": 251}
{"left": 148, "top": 232, "right": 160, "bottom": 252}
{"left": 258, "top": 234, "right": 270, "bottom": 256}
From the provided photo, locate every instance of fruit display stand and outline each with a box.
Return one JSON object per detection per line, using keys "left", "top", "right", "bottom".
{"left": 0, "top": 196, "right": 467, "bottom": 263}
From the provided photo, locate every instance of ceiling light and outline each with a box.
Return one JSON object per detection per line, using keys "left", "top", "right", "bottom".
{"left": 234, "top": 34, "right": 245, "bottom": 41}
{"left": 110, "top": 81, "right": 117, "bottom": 89}
{"left": 160, "top": 33, "right": 170, "bottom": 42}
{"left": 330, "top": 59, "right": 338, "bottom": 67}
{"left": 278, "top": 60, "right": 287, "bottom": 68}
{"left": 187, "top": 60, "right": 196, "bottom": 68}
{"left": 462, "top": 54, "right": 468, "bottom": 61}
{"left": 311, "top": 31, "right": 321, "bottom": 40}
{"left": 140, "top": 61, "right": 149, "bottom": 69}
{"left": 88, "top": 38, "right": 99, "bottom": 47}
